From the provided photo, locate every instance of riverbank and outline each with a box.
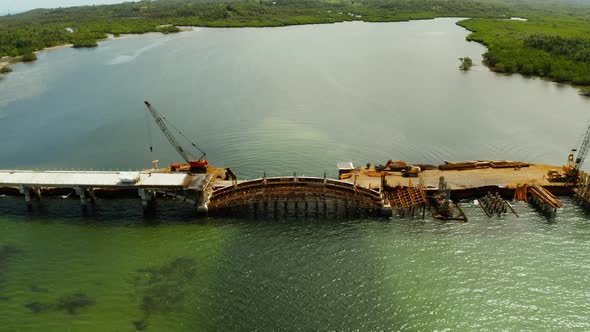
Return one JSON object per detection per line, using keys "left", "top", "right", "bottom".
{"left": 0, "top": 56, "right": 17, "bottom": 72}
{"left": 0, "top": 43, "right": 75, "bottom": 73}
{"left": 3, "top": 0, "right": 590, "bottom": 86}
{"left": 458, "top": 17, "right": 590, "bottom": 88}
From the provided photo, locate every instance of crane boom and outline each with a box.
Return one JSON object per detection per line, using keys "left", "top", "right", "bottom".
{"left": 575, "top": 121, "right": 590, "bottom": 170}
{"left": 144, "top": 101, "right": 208, "bottom": 173}
{"left": 144, "top": 101, "right": 192, "bottom": 163}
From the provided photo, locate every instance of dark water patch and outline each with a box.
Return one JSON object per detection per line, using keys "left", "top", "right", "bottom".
{"left": 25, "top": 292, "right": 95, "bottom": 315}
{"left": 0, "top": 245, "right": 22, "bottom": 285}
{"left": 25, "top": 301, "right": 54, "bottom": 314}
{"left": 56, "top": 293, "right": 96, "bottom": 315}
{"left": 0, "top": 195, "right": 204, "bottom": 226}
{"left": 132, "top": 257, "right": 198, "bottom": 329}
{"left": 30, "top": 285, "right": 49, "bottom": 293}
{"left": 0, "top": 245, "right": 21, "bottom": 268}
{"left": 132, "top": 320, "right": 148, "bottom": 331}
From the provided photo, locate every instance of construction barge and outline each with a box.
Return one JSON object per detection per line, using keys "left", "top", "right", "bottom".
{"left": 0, "top": 159, "right": 586, "bottom": 220}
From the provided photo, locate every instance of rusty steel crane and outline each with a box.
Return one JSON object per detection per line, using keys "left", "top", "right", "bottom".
{"left": 144, "top": 101, "right": 208, "bottom": 173}
{"left": 567, "top": 121, "right": 590, "bottom": 177}
{"left": 549, "top": 120, "right": 590, "bottom": 182}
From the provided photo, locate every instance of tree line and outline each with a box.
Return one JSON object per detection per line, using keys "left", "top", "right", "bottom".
{"left": 0, "top": 0, "right": 514, "bottom": 58}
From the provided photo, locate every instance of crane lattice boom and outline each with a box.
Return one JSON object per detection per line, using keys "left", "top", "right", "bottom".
{"left": 575, "top": 121, "right": 590, "bottom": 170}
{"left": 144, "top": 101, "right": 206, "bottom": 165}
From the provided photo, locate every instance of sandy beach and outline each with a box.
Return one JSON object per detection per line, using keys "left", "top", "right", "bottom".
{"left": 0, "top": 56, "right": 17, "bottom": 71}
{"left": 36, "top": 44, "right": 74, "bottom": 53}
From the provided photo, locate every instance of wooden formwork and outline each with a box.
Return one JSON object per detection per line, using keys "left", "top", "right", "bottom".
{"left": 386, "top": 185, "right": 429, "bottom": 217}
{"left": 208, "top": 176, "right": 384, "bottom": 217}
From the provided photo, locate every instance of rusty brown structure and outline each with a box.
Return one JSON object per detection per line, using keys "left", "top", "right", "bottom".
{"left": 385, "top": 185, "right": 429, "bottom": 217}
{"left": 208, "top": 176, "right": 385, "bottom": 218}
{"left": 574, "top": 171, "right": 590, "bottom": 209}
{"left": 528, "top": 185, "right": 562, "bottom": 214}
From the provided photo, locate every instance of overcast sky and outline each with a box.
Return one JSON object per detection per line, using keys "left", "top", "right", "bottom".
{"left": 1, "top": 0, "right": 128, "bottom": 15}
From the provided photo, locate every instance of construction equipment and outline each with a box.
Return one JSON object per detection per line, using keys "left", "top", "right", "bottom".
{"left": 144, "top": 101, "right": 208, "bottom": 173}
{"left": 401, "top": 165, "right": 421, "bottom": 177}
{"left": 549, "top": 121, "right": 590, "bottom": 182}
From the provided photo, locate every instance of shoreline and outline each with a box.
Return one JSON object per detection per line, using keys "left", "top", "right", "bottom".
{"left": 0, "top": 43, "right": 74, "bottom": 72}
{"left": 1, "top": 18, "right": 589, "bottom": 93}
{"left": 0, "top": 18, "right": 473, "bottom": 75}
{"left": 0, "top": 56, "right": 18, "bottom": 71}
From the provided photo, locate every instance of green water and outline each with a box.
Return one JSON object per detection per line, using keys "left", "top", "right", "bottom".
{"left": 2, "top": 199, "right": 590, "bottom": 331}
{"left": 2, "top": 18, "right": 590, "bottom": 331}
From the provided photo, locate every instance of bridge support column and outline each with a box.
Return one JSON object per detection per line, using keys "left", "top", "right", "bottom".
{"left": 380, "top": 202, "right": 393, "bottom": 217}
{"left": 194, "top": 190, "right": 208, "bottom": 214}
{"left": 75, "top": 186, "right": 97, "bottom": 206}
{"left": 138, "top": 188, "right": 156, "bottom": 213}
{"left": 33, "top": 187, "right": 42, "bottom": 201}
{"left": 19, "top": 185, "right": 32, "bottom": 207}
{"left": 88, "top": 189, "right": 96, "bottom": 204}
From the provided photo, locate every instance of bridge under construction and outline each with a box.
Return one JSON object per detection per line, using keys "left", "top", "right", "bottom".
{"left": 0, "top": 159, "right": 585, "bottom": 220}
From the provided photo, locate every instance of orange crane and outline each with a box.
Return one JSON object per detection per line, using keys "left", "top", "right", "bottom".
{"left": 549, "top": 120, "right": 590, "bottom": 182}
{"left": 144, "top": 101, "right": 208, "bottom": 173}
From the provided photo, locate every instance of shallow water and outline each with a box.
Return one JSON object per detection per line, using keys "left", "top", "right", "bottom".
{"left": 1, "top": 18, "right": 590, "bottom": 331}
{"left": 2, "top": 197, "right": 590, "bottom": 331}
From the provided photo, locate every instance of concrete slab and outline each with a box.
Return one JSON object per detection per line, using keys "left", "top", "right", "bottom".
{"left": 0, "top": 170, "right": 208, "bottom": 190}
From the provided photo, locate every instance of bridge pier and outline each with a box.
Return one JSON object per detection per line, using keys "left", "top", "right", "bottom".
{"left": 74, "top": 187, "right": 96, "bottom": 207}
{"left": 194, "top": 190, "right": 209, "bottom": 214}
{"left": 19, "top": 185, "right": 32, "bottom": 207}
{"left": 138, "top": 188, "right": 156, "bottom": 213}
{"left": 380, "top": 203, "right": 393, "bottom": 217}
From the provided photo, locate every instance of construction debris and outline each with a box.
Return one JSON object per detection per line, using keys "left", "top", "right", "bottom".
{"left": 431, "top": 176, "right": 467, "bottom": 222}
{"left": 528, "top": 184, "right": 562, "bottom": 214}
{"left": 477, "top": 192, "right": 519, "bottom": 218}
{"left": 439, "top": 160, "right": 530, "bottom": 171}
{"left": 386, "top": 184, "right": 428, "bottom": 218}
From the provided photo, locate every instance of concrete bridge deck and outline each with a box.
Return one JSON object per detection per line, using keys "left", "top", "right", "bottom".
{"left": 0, "top": 170, "right": 211, "bottom": 189}
{"left": 0, "top": 170, "right": 212, "bottom": 211}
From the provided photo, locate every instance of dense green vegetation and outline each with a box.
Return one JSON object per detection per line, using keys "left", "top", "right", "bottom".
{"left": 459, "top": 16, "right": 590, "bottom": 85}
{"left": 0, "top": 0, "right": 513, "bottom": 58}
{"left": 157, "top": 25, "right": 181, "bottom": 34}
{"left": 21, "top": 51, "right": 37, "bottom": 62}
{"left": 3, "top": 0, "right": 590, "bottom": 87}
{"left": 459, "top": 56, "right": 473, "bottom": 70}
{"left": 525, "top": 34, "right": 590, "bottom": 63}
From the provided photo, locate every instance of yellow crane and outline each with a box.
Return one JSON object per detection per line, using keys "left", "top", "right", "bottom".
{"left": 549, "top": 121, "right": 590, "bottom": 182}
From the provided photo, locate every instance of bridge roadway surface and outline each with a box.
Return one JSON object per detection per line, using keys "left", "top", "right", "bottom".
{"left": 0, "top": 170, "right": 212, "bottom": 191}
{"left": 0, "top": 164, "right": 568, "bottom": 194}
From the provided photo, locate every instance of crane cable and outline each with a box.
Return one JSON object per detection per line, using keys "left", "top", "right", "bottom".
{"left": 575, "top": 119, "right": 590, "bottom": 151}
{"left": 161, "top": 116, "right": 207, "bottom": 159}
{"left": 144, "top": 106, "right": 154, "bottom": 152}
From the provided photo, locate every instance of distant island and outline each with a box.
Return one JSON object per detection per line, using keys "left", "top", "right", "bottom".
{"left": 2, "top": 0, "right": 590, "bottom": 90}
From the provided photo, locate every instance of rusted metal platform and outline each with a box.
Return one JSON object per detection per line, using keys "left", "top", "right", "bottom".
{"left": 527, "top": 185, "right": 562, "bottom": 214}
{"left": 346, "top": 163, "right": 571, "bottom": 196}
